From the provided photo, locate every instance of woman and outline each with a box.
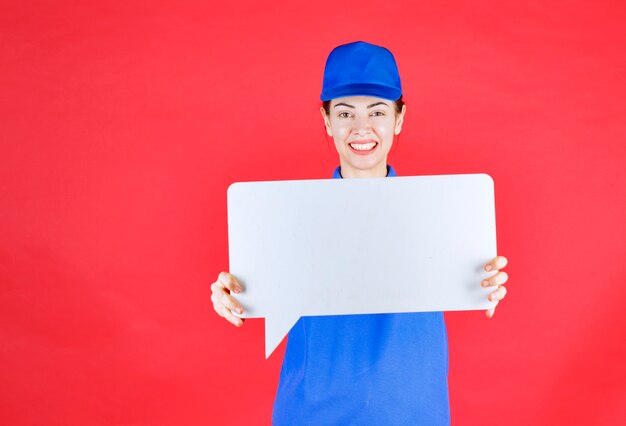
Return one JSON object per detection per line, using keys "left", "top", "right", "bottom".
{"left": 210, "top": 41, "right": 509, "bottom": 425}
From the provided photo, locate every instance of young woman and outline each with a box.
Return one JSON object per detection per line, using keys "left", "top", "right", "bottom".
{"left": 210, "top": 41, "right": 509, "bottom": 425}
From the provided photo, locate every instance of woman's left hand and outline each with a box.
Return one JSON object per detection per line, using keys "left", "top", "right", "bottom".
{"left": 482, "top": 256, "right": 509, "bottom": 318}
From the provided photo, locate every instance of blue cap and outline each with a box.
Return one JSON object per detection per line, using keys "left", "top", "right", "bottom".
{"left": 320, "top": 41, "right": 402, "bottom": 101}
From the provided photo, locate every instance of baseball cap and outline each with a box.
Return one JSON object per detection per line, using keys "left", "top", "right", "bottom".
{"left": 320, "top": 41, "right": 402, "bottom": 101}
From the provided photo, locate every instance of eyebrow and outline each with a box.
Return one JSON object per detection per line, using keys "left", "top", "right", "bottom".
{"left": 333, "top": 101, "right": 389, "bottom": 109}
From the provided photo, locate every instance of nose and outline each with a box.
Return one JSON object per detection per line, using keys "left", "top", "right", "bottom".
{"left": 352, "top": 115, "right": 372, "bottom": 136}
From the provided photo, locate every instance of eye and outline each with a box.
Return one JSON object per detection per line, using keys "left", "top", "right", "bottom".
{"left": 337, "top": 111, "right": 352, "bottom": 118}
{"left": 371, "top": 111, "right": 385, "bottom": 117}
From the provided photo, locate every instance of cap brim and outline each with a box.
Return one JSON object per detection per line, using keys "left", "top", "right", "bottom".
{"left": 321, "top": 83, "right": 401, "bottom": 101}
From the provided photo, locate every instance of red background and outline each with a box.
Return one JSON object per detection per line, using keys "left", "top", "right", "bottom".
{"left": 2, "top": 1, "right": 625, "bottom": 425}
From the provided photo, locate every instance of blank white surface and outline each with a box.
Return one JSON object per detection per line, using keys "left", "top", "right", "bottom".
{"left": 227, "top": 174, "right": 497, "bottom": 358}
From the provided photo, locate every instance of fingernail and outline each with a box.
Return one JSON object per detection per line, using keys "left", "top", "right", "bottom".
{"left": 234, "top": 288, "right": 240, "bottom": 294}
{"left": 482, "top": 280, "right": 489, "bottom": 287}
{"left": 236, "top": 308, "right": 243, "bottom": 314}
{"left": 485, "top": 265, "right": 492, "bottom": 271}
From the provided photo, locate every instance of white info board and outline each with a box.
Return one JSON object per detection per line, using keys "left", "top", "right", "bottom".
{"left": 227, "top": 174, "right": 497, "bottom": 358}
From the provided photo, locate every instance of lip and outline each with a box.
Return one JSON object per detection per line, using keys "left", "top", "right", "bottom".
{"left": 348, "top": 140, "right": 379, "bottom": 155}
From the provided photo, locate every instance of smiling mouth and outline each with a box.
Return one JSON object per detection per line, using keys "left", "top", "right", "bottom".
{"left": 349, "top": 141, "right": 378, "bottom": 151}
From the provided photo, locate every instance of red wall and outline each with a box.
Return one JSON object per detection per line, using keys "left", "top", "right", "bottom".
{"left": 2, "top": 1, "right": 625, "bottom": 424}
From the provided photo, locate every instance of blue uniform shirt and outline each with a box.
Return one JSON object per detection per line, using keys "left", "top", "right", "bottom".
{"left": 272, "top": 166, "right": 450, "bottom": 425}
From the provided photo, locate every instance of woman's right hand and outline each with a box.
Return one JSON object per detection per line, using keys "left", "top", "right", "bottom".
{"left": 210, "top": 271, "right": 245, "bottom": 327}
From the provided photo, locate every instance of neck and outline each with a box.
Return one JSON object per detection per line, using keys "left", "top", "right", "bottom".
{"left": 339, "top": 160, "right": 387, "bottom": 179}
{"left": 339, "top": 160, "right": 388, "bottom": 179}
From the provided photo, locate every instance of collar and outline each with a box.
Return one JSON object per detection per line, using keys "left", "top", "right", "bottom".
{"left": 332, "top": 165, "right": 397, "bottom": 179}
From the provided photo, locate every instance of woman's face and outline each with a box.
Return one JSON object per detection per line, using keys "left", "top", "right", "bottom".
{"left": 321, "top": 96, "right": 406, "bottom": 178}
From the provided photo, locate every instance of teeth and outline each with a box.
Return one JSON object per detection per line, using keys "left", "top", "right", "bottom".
{"left": 350, "top": 142, "right": 376, "bottom": 151}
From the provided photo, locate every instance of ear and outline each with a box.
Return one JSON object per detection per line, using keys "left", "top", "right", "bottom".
{"left": 394, "top": 104, "right": 407, "bottom": 135}
{"left": 320, "top": 106, "right": 333, "bottom": 137}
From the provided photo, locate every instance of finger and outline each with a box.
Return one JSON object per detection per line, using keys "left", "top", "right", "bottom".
{"left": 219, "top": 292, "right": 244, "bottom": 315}
{"left": 484, "top": 256, "right": 508, "bottom": 272}
{"left": 210, "top": 274, "right": 228, "bottom": 302}
{"left": 488, "top": 286, "right": 507, "bottom": 302}
{"left": 211, "top": 290, "right": 227, "bottom": 316}
{"left": 218, "top": 271, "right": 242, "bottom": 294}
{"left": 481, "top": 271, "right": 508, "bottom": 287}
{"left": 210, "top": 282, "right": 228, "bottom": 312}
{"left": 221, "top": 306, "right": 244, "bottom": 327}
{"left": 486, "top": 306, "right": 496, "bottom": 318}
{"left": 210, "top": 281, "right": 225, "bottom": 295}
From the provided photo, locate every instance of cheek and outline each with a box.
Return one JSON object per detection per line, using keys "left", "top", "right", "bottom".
{"left": 331, "top": 124, "right": 350, "bottom": 141}
{"left": 374, "top": 121, "right": 395, "bottom": 140}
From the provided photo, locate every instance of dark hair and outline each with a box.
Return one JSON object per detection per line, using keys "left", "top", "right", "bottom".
{"left": 322, "top": 95, "right": 405, "bottom": 116}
